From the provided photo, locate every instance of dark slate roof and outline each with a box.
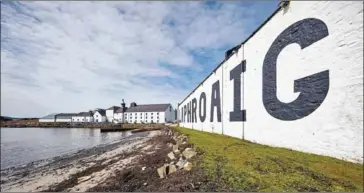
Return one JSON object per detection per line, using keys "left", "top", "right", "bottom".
{"left": 56, "top": 113, "right": 78, "bottom": 116}
{"left": 107, "top": 106, "right": 121, "bottom": 111}
{"left": 125, "top": 104, "right": 170, "bottom": 113}
{"left": 77, "top": 112, "right": 93, "bottom": 116}
{"left": 95, "top": 109, "right": 106, "bottom": 116}
{"left": 55, "top": 113, "right": 78, "bottom": 119}
{"left": 40, "top": 113, "right": 57, "bottom": 119}
{"left": 116, "top": 107, "right": 127, "bottom": 113}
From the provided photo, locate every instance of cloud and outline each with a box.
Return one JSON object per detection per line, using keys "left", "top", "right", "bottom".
{"left": 1, "top": 1, "right": 277, "bottom": 117}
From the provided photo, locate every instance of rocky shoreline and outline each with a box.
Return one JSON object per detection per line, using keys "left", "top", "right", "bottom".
{"left": 1, "top": 127, "right": 217, "bottom": 192}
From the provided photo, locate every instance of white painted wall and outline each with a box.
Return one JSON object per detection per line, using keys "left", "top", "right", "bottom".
{"left": 93, "top": 111, "right": 106, "bottom": 122}
{"left": 124, "top": 111, "right": 167, "bottom": 123}
{"left": 72, "top": 116, "right": 93, "bottom": 122}
{"left": 55, "top": 118, "right": 71, "bottom": 122}
{"left": 39, "top": 119, "right": 55, "bottom": 122}
{"left": 178, "top": 1, "right": 363, "bottom": 163}
{"left": 114, "top": 112, "right": 124, "bottom": 123}
{"left": 106, "top": 110, "right": 115, "bottom": 122}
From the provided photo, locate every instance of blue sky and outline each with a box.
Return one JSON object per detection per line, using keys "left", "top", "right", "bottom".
{"left": 1, "top": 1, "right": 277, "bottom": 117}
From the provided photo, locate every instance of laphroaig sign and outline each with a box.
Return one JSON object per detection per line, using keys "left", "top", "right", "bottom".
{"left": 178, "top": 1, "right": 363, "bottom": 163}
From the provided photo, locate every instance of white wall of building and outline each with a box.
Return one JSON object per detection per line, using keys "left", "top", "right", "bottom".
{"left": 178, "top": 1, "right": 363, "bottom": 163}
{"left": 55, "top": 118, "right": 71, "bottom": 122}
{"left": 124, "top": 111, "right": 166, "bottom": 123}
{"left": 114, "top": 112, "right": 124, "bottom": 123}
{"left": 106, "top": 110, "right": 115, "bottom": 122}
{"left": 39, "top": 119, "right": 55, "bottom": 122}
{"left": 72, "top": 116, "right": 93, "bottom": 122}
{"left": 93, "top": 111, "right": 106, "bottom": 122}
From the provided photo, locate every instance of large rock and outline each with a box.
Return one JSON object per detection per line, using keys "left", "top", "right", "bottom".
{"left": 167, "top": 164, "right": 177, "bottom": 175}
{"left": 157, "top": 165, "right": 166, "bottom": 178}
{"left": 173, "top": 145, "right": 179, "bottom": 152}
{"left": 167, "top": 152, "right": 176, "bottom": 160}
{"left": 182, "top": 148, "right": 197, "bottom": 159}
{"left": 157, "top": 164, "right": 177, "bottom": 178}
{"left": 176, "top": 159, "right": 187, "bottom": 169}
{"left": 183, "top": 162, "right": 193, "bottom": 171}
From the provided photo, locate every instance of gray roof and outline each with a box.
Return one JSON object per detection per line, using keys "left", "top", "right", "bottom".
{"left": 40, "top": 113, "right": 57, "bottom": 119}
{"left": 95, "top": 109, "right": 106, "bottom": 116}
{"left": 107, "top": 106, "right": 121, "bottom": 111}
{"left": 56, "top": 113, "right": 78, "bottom": 119}
{"left": 77, "top": 112, "right": 93, "bottom": 116}
{"left": 116, "top": 107, "right": 127, "bottom": 113}
{"left": 125, "top": 104, "right": 170, "bottom": 113}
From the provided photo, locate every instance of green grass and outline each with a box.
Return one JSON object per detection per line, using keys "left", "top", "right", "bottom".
{"left": 175, "top": 127, "right": 363, "bottom": 192}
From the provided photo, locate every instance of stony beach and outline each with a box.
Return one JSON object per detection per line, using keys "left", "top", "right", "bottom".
{"left": 0, "top": 127, "right": 214, "bottom": 192}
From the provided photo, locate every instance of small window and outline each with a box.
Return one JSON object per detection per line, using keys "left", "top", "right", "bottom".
{"left": 157, "top": 112, "right": 159, "bottom": 115}
{"left": 151, "top": 113, "right": 153, "bottom": 115}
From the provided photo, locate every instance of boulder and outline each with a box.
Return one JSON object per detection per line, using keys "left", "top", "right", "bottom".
{"left": 172, "top": 145, "right": 179, "bottom": 152}
{"left": 183, "top": 162, "right": 193, "bottom": 171}
{"left": 176, "top": 159, "right": 187, "bottom": 169}
{"left": 182, "top": 148, "right": 197, "bottom": 159}
{"left": 167, "top": 152, "right": 176, "bottom": 160}
{"left": 157, "top": 166, "right": 166, "bottom": 178}
{"left": 168, "top": 164, "right": 177, "bottom": 175}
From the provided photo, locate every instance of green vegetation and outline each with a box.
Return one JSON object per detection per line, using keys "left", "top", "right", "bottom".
{"left": 175, "top": 127, "right": 363, "bottom": 192}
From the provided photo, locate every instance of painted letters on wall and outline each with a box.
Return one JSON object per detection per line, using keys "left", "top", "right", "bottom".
{"left": 178, "top": 1, "right": 363, "bottom": 163}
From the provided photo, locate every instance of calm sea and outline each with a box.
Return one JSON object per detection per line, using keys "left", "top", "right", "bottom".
{"left": 0, "top": 127, "right": 132, "bottom": 170}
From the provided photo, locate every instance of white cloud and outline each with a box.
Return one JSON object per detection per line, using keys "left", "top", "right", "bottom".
{"left": 1, "top": 1, "right": 273, "bottom": 117}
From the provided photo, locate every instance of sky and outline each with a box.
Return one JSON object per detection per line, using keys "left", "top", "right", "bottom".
{"left": 1, "top": 1, "right": 277, "bottom": 118}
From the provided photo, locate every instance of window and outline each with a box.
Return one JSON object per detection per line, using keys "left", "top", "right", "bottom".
{"left": 146, "top": 113, "right": 148, "bottom": 115}
{"left": 157, "top": 112, "right": 159, "bottom": 115}
{"left": 151, "top": 116, "right": 153, "bottom": 119}
{"left": 151, "top": 113, "right": 153, "bottom": 115}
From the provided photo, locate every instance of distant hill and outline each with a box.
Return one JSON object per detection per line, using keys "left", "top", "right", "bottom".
{"left": 0, "top": 116, "right": 13, "bottom": 121}
{"left": 0, "top": 116, "right": 39, "bottom": 121}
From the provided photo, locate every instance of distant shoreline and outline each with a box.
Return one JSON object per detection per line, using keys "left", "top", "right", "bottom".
{"left": 0, "top": 119, "right": 166, "bottom": 130}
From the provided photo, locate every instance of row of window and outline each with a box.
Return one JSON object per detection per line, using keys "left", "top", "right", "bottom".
{"left": 125, "top": 116, "right": 159, "bottom": 120}
{"left": 125, "top": 112, "right": 159, "bottom": 116}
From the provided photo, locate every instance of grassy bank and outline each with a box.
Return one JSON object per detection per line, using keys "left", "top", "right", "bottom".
{"left": 175, "top": 127, "right": 363, "bottom": 192}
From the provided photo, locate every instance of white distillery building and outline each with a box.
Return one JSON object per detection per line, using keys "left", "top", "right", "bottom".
{"left": 72, "top": 111, "right": 94, "bottom": 122}
{"left": 119, "top": 102, "right": 175, "bottom": 124}
{"left": 40, "top": 100, "right": 175, "bottom": 124}
{"left": 106, "top": 106, "right": 121, "bottom": 123}
{"left": 93, "top": 109, "right": 106, "bottom": 122}
{"left": 55, "top": 113, "right": 78, "bottom": 122}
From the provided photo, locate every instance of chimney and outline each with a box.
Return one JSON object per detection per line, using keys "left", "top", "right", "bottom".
{"left": 121, "top": 99, "right": 126, "bottom": 109}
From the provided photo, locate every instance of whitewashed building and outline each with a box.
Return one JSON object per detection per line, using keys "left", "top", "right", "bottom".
{"left": 55, "top": 113, "right": 77, "bottom": 122}
{"left": 93, "top": 109, "right": 106, "bottom": 122}
{"left": 39, "top": 113, "right": 57, "bottom": 122}
{"left": 114, "top": 101, "right": 127, "bottom": 123}
{"left": 123, "top": 102, "right": 175, "bottom": 124}
{"left": 106, "top": 106, "right": 121, "bottom": 123}
{"left": 72, "top": 111, "right": 94, "bottom": 122}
